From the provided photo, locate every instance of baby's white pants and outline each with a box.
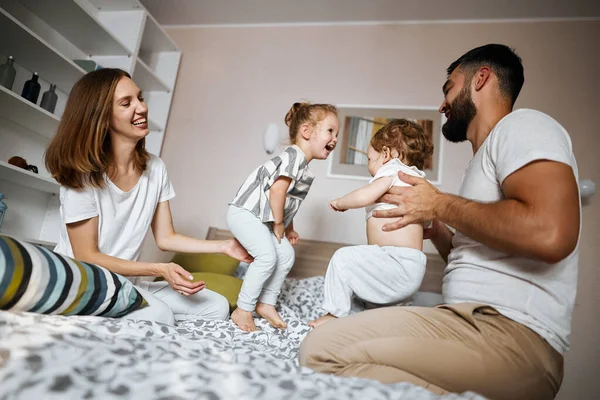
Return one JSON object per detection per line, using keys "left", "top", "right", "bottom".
{"left": 321, "top": 245, "right": 426, "bottom": 317}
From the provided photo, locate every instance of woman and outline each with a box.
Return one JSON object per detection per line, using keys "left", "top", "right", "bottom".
{"left": 45, "top": 68, "right": 252, "bottom": 325}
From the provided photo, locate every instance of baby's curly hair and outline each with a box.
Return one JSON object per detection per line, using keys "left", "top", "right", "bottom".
{"left": 370, "top": 119, "right": 434, "bottom": 170}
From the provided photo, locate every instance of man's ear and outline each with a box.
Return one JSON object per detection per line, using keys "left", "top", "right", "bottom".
{"left": 474, "top": 67, "right": 491, "bottom": 91}
{"left": 300, "top": 123, "right": 312, "bottom": 140}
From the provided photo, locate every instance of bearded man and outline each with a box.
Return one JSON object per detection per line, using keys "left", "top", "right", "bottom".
{"left": 299, "top": 44, "right": 580, "bottom": 400}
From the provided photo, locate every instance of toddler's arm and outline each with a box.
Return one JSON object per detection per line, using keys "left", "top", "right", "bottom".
{"left": 270, "top": 176, "right": 292, "bottom": 242}
{"left": 285, "top": 220, "right": 299, "bottom": 245}
{"left": 330, "top": 176, "right": 394, "bottom": 211}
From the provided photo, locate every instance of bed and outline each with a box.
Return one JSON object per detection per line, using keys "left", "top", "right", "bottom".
{"left": 0, "top": 228, "right": 484, "bottom": 400}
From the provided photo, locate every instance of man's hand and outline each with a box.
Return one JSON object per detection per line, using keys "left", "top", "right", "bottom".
{"left": 285, "top": 228, "right": 300, "bottom": 246}
{"left": 373, "top": 171, "right": 443, "bottom": 231}
{"left": 329, "top": 199, "right": 347, "bottom": 212}
{"left": 223, "top": 238, "right": 253, "bottom": 263}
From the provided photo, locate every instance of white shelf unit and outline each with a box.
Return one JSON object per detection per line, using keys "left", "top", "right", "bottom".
{"left": 17, "top": 0, "right": 133, "bottom": 56}
{"left": 0, "top": 6, "right": 86, "bottom": 93}
{"left": 0, "top": 0, "right": 181, "bottom": 244}
{"left": 0, "top": 161, "right": 59, "bottom": 195}
{"left": 0, "top": 85, "right": 60, "bottom": 139}
{"left": 133, "top": 57, "right": 170, "bottom": 92}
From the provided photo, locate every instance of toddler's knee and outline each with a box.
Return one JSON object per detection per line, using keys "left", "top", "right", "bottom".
{"left": 256, "top": 250, "right": 278, "bottom": 271}
{"left": 280, "top": 247, "right": 295, "bottom": 268}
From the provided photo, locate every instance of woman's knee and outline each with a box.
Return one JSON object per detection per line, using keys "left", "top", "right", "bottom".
{"left": 214, "top": 293, "right": 230, "bottom": 320}
{"left": 197, "top": 290, "right": 230, "bottom": 321}
{"left": 125, "top": 288, "right": 175, "bottom": 325}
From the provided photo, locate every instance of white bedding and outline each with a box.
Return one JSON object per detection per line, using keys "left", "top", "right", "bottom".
{"left": 0, "top": 277, "right": 484, "bottom": 400}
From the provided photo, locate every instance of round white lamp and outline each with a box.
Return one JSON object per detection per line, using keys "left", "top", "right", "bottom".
{"left": 579, "top": 179, "right": 596, "bottom": 199}
{"left": 263, "top": 123, "right": 281, "bottom": 154}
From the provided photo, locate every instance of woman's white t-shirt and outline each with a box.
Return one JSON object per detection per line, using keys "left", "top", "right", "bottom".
{"left": 54, "top": 154, "right": 175, "bottom": 289}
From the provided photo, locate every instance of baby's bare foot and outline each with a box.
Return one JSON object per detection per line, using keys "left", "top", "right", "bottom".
{"left": 231, "top": 307, "right": 258, "bottom": 332}
{"left": 256, "top": 302, "right": 287, "bottom": 329}
{"left": 308, "top": 313, "right": 337, "bottom": 329}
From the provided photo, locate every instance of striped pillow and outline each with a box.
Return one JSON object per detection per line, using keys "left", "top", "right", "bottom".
{"left": 0, "top": 235, "right": 146, "bottom": 317}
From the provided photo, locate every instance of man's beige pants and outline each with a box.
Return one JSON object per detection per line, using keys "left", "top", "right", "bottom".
{"left": 299, "top": 303, "right": 563, "bottom": 400}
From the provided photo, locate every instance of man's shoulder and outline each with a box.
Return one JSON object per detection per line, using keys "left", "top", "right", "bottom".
{"left": 490, "top": 108, "right": 570, "bottom": 146}
{"left": 496, "top": 108, "right": 563, "bottom": 132}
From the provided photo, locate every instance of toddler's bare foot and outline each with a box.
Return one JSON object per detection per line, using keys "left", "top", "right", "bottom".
{"left": 231, "top": 307, "right": 258, "bottom": 332}
{"left": 256, "top": 302, "right": 287, "bottom": 329}
{"left": 308, "top": 313, "right": 337, "bottom": 328}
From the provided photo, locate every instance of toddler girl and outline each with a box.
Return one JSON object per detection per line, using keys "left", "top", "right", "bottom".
{"left": 227, "top": 102, "right": 339, "bottom": 331}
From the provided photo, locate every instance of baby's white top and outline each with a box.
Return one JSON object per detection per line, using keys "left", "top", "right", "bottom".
{"left": 365, "top": 158, "right": 427, "bottom": 220}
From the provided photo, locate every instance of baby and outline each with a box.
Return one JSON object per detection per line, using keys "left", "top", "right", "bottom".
{"left": 309, "top": 118, "right": 434, "bottom": 328}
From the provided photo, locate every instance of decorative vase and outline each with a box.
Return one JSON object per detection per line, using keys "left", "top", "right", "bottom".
{"left": 0, "top": 56, "right": 16, "bottom": 90}
{"left": 40, "top": 84, "right": 58, "bottom": 113}
{"left": 21, "top": 72, "right": 41, "bottom": 104}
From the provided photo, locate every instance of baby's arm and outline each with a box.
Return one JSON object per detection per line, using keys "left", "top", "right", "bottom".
{"left": 270, "top": 176, "right": 292, "bottom": 243}
{"left": 331, "top": 176, "right": 394, "bottom": 211}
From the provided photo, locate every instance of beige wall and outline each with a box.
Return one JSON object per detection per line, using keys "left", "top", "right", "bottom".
{"left": 143, "top": 20, "right": 599, "bottom": 399}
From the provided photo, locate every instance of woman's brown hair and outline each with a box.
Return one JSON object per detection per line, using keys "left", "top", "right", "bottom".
{"left": 284, "top": 101, "right": 338, "bottom": 143}
{"left": 45, "top": 68, "right": 149, "bottom": 189}
{"left": 371, "top": 119, "right": 434, "bottom": 170}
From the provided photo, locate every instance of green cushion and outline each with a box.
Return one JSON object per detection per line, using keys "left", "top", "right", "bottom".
{"left": 171, "top": 253, "right": 240, "bottom": 276}
{"left": 191, "top": 272, "right": 242, "bottom": 312}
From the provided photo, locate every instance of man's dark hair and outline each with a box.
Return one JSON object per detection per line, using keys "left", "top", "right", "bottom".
{"left": 447, "top": 44, "right": 524, "bottom": 106}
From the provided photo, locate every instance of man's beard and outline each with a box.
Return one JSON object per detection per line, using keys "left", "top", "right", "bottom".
{"left": 442, "top": 87, "right": 477, "bottom": 143}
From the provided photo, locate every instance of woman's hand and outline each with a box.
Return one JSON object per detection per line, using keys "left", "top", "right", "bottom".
{"left": 285, "top": 227, "right": 299, "bottom": 246}
{"left": 156, "top": 262, "right": 205, "bottom": 296}
{"left": 223, "top": 239, "right": 253, "bottom": 263}
{"left": 273, "top": 222, "right": 285, "bottom": 243}
{"left": 329, "top": 199, "right": 347, "bottom": 212}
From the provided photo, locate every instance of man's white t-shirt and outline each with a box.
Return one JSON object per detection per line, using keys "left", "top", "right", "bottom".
{"left": 443, "top": 109, "right": 580, "bottom": 354}
{"left": 54, "top": 154, "right": 175, "bottom": 290}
